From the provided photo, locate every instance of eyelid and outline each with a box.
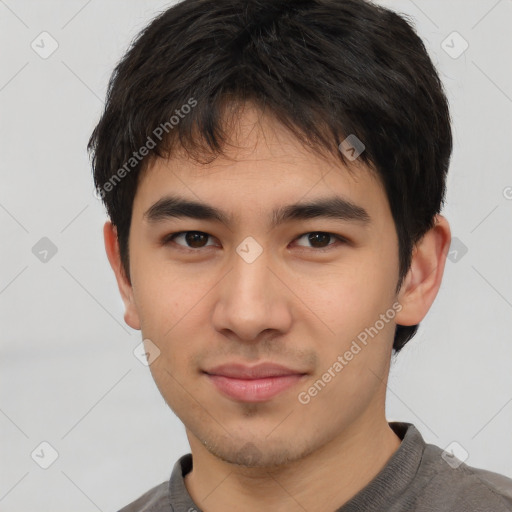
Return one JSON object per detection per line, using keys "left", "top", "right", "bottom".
{"left": 162, "top": 231, "right": 219, "bottom": 249}
{"left": 293, "top": 232, "right": 349, "bottom": 251}
{"left": 162, "top": 230, "right": 349, "bottom": 251}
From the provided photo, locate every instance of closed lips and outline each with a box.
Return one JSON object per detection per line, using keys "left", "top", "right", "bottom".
{"left": 203, "top": 363, "right": 308, "bottom": 379}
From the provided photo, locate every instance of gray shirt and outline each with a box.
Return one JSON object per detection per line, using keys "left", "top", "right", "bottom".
{"left": 118, "top": 421, "right": 512, "bottom": 511}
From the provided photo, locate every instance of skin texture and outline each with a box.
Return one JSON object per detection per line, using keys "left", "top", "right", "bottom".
{"left": 104, "top": 104, "right": 451, "bottom": 512}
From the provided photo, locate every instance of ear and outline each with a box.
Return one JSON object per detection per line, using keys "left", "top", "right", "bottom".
{"left": 395, "top": 214, "right": 451, "bottom": 326}
{"left": 103, "top": 221, "right": 141, "bottom": 330}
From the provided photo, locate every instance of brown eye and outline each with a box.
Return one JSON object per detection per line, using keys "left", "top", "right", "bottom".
{"left": 164, "top": 231, "right": 215, "bottom": 249}
{"left": 294, "top": 232, "right": 346, "bottom": 250}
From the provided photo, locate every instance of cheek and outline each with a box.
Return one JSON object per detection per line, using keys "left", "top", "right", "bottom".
{"left": 131, "top": 246, "right": 196, "bottom": 319}
{"left": 131, "top": 261, "right": 220, "bottom": 360}
{"left": 131, "top": 269, "right": 180, "bottom": 344}
{"left": 298, "top": 260, "right": 395, "bottom": 335}
{"left": 294, "top": 257, "right": 398, "bottom": 380}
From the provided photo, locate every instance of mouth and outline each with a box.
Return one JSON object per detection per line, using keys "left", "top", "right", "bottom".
{"left": 203, "top": 362, "right": 308, "bottom": 402}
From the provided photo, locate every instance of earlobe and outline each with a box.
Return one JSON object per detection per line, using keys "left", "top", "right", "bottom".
{"left": 103, "top": 221, "right": 141, "bottom": 331}
{"left": 395, "top": 215, "right": 451, "bottom": 327}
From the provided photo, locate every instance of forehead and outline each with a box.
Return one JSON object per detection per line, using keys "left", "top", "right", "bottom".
{"left": 132, "top": 104, "right": 390, "bottom": 229}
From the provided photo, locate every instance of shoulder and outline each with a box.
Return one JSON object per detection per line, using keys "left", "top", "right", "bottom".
{"left": 461, "top": 465, "right": 512, "bottom": 508}
{"left": 418, "top": 441, "right": 512, "bottom": 511}
{"left": 116, "top": 481, "right": 169, "bottom": 512}
{"left": 116, "top": 453, "right": 194, "bottom": 512}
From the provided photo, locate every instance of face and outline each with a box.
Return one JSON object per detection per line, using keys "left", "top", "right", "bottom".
{"left": 121, "top": 105, "right": 403, "bottom": 467}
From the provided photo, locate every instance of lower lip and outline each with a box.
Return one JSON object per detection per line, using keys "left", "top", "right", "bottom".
{"left": 206, "top": 373, "right": 305, "bottom": 402}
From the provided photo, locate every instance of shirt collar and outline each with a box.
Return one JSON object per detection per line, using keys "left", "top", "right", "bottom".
{"left": 166, "top": 421, "right": 425, "bottom": 512}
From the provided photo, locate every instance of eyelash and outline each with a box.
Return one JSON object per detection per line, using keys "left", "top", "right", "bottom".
{"left": 161, "top": 231, "right": 348, "bottom": 253}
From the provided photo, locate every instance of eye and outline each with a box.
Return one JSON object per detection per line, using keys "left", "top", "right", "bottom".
{"left": 162, "top": 231, "right": 217, "bottom": 250}
{"left": 293, "top": 232, "right": 347, "bottom": 251}
{"left": 162, "top": 230, "right": 348, "bottom": 253}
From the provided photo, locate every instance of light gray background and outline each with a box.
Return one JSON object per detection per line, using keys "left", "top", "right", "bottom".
{"left": 1, "top": 1, "right": 511, "bottom": 510}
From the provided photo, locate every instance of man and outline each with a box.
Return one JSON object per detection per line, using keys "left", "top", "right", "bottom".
{"left": 89, "top": 0, "right": 512, "bottom": 510}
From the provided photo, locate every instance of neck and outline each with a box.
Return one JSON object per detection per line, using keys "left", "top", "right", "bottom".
{"left": 184, "top": 413, "right": 402, "bottom": 512}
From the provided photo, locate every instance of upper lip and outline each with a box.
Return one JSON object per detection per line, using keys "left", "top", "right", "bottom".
{"left": 204, "top": 362, "right": 307, "bottom": 379}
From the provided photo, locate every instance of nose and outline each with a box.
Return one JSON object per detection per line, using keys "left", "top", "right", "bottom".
{"left": 211, "top": 245, "right": 293, "bottom": 343}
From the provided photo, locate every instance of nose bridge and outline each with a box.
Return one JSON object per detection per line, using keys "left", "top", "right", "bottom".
{"left": 212, "top": 236, "right": 290, "bottom": 340}
{"left": 229, "top": 238, "right": 273, "bottom": 308}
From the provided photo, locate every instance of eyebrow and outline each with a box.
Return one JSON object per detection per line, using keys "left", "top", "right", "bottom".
{"left": 143, "top": 194, "right": 371, "bottom": 229}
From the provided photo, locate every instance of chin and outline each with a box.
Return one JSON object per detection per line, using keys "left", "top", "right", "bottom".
{"left": 202, "top": 434, "right": 313, "bottom": 468}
